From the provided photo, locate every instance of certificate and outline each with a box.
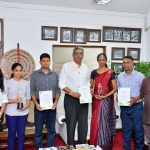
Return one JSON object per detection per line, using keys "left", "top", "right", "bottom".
{"left": 118, "top": 88, "right": 130, "bottom": 106}
{"left": 39, "top": 91, "right": 53, "bottom": 110}
{"left": 78, "top": 84, "right": 92, "bottom": 104}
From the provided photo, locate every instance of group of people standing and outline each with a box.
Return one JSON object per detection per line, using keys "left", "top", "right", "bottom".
{"left": 0, "top": 46, "right": 149, "bottom": 150}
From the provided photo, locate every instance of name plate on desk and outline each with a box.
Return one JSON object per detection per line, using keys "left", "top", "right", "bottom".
{"left": 78, "top": 84, "right": 92, "bottom": 104}
{"left": 39, "top": 91, "right": 53, "bottom": 110}
{"left": 118, "top": 88, "right": 130, "bottom": 106}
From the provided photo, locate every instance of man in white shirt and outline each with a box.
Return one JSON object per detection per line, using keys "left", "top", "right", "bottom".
{"left": 59, "top": 46, "right": 90, "bottom": 145}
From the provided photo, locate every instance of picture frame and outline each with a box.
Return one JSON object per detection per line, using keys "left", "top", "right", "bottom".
{"left": 103, "top": 27, "right": 114, "bottom": 41}
{"left": 122, "top": 29, "right": 131, "bottom": 42}
{"left": 113, "top": 28, "right": 123, "bottom": 41}
{"left": 41, "top": 26, "right": 58, "bottom": 40}
{"left": 127, "top": 48, "right": 140, "bottom": 60}
{"left": 130, "top": 29, "right": 141, "bottom": 43}
{"left": 111, "top": 47, "right": 125, "bottom": 60}
{"left": 74, "top": 28, "right": 87, "bottom": 44}
{"left": 111, "top": 62, "right": 123, "bottom": 74}
{"left": 87, "top": 29, "right": 101, "bottom": 42}
{"left": 60, "top": 27, "right": 73, "bottom": 43}
{"left": 103, "top": 26, "right": 141, "bottom": 43}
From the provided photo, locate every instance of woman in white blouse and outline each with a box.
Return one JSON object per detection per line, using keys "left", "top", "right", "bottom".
{"left": 0, "top": 70, "right": 8, "bottom": 130}
{"left": 5, "top": 63, "right": 30, "bottom": 150}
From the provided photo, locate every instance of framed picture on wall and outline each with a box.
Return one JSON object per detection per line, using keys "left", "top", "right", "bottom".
{"left": 87, "top": 29, "right": 101, "bottom": 42}
{"left": 127, "top": 48, "right": 140, "bottom": 60}
{"left": 103, "top": 26, "right": 141, "bottom": 43}
{"left": 41, "top": 26, "right": 58, "bottom": 40}
{"left": 111, "top": 62, "right": 123, "bottom": 73}
{"left": 113, "top": 29, "right": 123, "bottom": 41}
{"left": 74, "top": 28, "right": 87, "bottom": 44}
{"left": 111, "top": 47, "right": 125, "bottom": 60}
{"left": 130, "top": 29, "right": 141, "bottom": 43}
{"left": 122, "top": 29, "right": 131, "bottom": 42}
{"left": 60, "top": 27, "right": 73, "bottom": 43}
{"left": 103, "top": 27, "right": 114, "bottom": 41}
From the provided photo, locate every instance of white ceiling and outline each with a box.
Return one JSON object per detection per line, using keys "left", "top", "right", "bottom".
{"left": 0, "top": 0, "right": 150, "bottom": 14}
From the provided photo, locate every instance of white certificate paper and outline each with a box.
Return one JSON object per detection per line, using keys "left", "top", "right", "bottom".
{"left": 39, "top": 91, "right": 53, "bottom": 110}
{"left": 118, "top": 88, "right": 130, "bottom": 106}
{"left": 78, "top": 84, "right": 92, "bottom": 104}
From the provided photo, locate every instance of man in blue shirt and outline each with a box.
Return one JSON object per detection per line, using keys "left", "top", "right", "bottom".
{"left": 117, "top": 56, "right": 144, "bottom": 150}
{"left": 30, "top": 53, "right": 60, "bottom": 150}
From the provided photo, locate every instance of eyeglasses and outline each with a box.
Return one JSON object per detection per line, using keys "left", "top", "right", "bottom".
{"left": 73, "top": 52, "right": 83, "bottom": 56}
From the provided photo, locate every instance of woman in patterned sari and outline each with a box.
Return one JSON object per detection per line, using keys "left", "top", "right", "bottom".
{"left": 90, "top": 53, "right": 117, "bottom": 150}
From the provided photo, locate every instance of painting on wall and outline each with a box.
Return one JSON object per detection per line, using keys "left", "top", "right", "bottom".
{"left": 74, "top": 28, "right": 87, "bottom": 44}
{"left": 87, "top": 29, "right": 101, "bottom": 42}
{"left": 103, "top": 26, "right": 141, "bottom": 43}
{"left": 111, "top": 47, "right": 125, "bottom": 60}
{"left": 60, "top": 27, "right": 73, "bottom": 43}
{"left": 111, "top": 62, "right": 123, "bottom": 74}
{"left": 41, "top": 26, "right": 58, "bottom": 40}
{"left": 127, "top": 48, "right": 140, "bottom": 60}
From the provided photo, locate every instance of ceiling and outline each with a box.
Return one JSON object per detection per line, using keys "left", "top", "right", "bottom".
{"left": 0, "top": 0, "right": 150, "bottom": 14}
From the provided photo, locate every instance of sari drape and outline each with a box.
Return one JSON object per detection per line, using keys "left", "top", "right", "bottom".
{"left": 90, "top": 69, "right": 116, "bottom": 150}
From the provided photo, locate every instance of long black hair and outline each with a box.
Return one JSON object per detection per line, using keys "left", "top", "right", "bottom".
{"left": 11, "top": 63, "right": 23, "bottom": 78}
{"left": 0, "top": 69, "right": 4, "bottom": 92}
{"left": 97, "top": 53, "right": 108, "bottom": 67}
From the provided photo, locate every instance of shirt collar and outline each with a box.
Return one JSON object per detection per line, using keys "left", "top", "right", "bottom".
{"left": 123, "top": 69, "right": 135, "bottom": 77}
{"left": 12, "top": 78, "right": 22, "bottom": 83}
{"left": 38, "top": 68, "right": 52, "bottom": 74}
{"left": 72, "top": 61, "right": 83, "bottom": 69}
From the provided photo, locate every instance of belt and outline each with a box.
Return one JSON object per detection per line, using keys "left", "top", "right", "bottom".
{"left": 65, "top": 94, "right": 79, "bottom": 100}
{"left": 37, "top": 98, "right": 55, "bottom": 104}
{"left": 136, "top": 99, "right": 142, "bottom": 103}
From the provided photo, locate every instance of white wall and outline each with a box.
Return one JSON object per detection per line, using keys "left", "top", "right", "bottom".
{"left": 0, "top": 1, "right": 147, "bottom": 69}
{"left": 145, "top": 13, "right": 150, "bottom": 61}
{"left": 145, "top": 30, "right": 150, "bottom": 60}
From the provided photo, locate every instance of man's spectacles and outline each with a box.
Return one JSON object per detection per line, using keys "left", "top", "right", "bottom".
{"left": 73, "top": 52, "right": 83, "bottom": 56}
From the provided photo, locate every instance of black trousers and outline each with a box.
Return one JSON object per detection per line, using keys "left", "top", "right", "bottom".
{"left": 64, "top": 94, "right": 88, "bottom": 145}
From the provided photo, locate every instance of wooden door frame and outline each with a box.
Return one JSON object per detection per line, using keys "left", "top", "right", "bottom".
{"left": 0, "top": 19, "right": 4, "bottom": 59}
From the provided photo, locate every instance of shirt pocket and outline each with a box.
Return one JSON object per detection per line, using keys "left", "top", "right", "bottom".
{"left": 132, "top": 79, "right": 140, "bottom": 89}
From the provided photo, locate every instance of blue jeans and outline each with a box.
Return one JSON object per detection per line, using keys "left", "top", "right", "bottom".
{"left": 6, "top": 114, "right": 28, "bottom": 150}
{"left": 121, "top": 102, "right": 144, "bottom": 150}
{"left": 34, "top": 107, "right": 56, "bottom": 149}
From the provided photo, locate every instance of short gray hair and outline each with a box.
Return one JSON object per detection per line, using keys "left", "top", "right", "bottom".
{"left": 73, "top": 46, "right": 84, "bottom": 54}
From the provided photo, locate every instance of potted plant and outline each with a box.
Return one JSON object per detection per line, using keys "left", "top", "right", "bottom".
{"left": 134, "top": 61, "right": 150, "bottom": 76}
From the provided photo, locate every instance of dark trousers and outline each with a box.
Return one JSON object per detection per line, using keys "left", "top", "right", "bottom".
{"left": 64, "top": 94, "right": 88, "bottom": 145}
{"left": 34, "top": 107, "right": 56, "bottom": 150}
{"left": 121, "top": 102, "right": 144, "bottom": 150}
{"left": 6, "top": 114, "right": 28, "bottom": 150}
